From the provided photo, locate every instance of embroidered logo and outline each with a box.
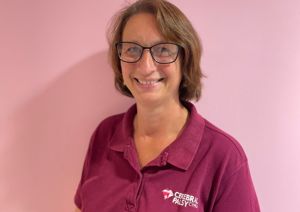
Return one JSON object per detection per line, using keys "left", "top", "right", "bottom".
{"left": 162, "top": 189, "right": 198, "bottom": 209}
{"left": 162, "top": 189, "right": 174, "bottom": 199}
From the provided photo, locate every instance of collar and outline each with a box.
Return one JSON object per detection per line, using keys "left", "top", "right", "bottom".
{"left": 109, "top": 101, "right": 205, "bottom": 171}
{"left": 109, "top": 105, "right": 137, "bottom": 152}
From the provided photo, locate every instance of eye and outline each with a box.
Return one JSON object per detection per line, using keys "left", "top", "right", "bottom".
{"left": 152, "top": 44, "right": 177, "bottom": 57}
{"left": 155, "top": 46, "right": 171, "bottom": 56}
{"left": 123, "top": 45, "right": 142, "bottom": 56}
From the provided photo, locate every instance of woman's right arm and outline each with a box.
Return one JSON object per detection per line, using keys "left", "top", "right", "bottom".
{"left": 75, "top": 208, "right": 81, "bottom": 212}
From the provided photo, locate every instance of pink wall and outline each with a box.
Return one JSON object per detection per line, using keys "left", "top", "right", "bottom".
{"left": 1, "top": 0, "right": 299, "bottom": 211}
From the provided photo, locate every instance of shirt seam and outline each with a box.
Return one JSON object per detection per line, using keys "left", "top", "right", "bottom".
{"left": 205, "top": 121, "right": 245, "bottom": 159}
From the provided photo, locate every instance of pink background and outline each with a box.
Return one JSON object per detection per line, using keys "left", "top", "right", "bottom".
{"left": 1, "top": 0, "right": 299, "bottom": 211}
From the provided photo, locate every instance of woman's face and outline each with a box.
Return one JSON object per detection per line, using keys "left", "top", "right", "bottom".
{"left": 121, "top": 13, "right": 182, "bottom": 106}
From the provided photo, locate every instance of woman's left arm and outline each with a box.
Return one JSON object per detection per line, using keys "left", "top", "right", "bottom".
{"left": 212, "top": 162, "right": 260, "bottom": 212}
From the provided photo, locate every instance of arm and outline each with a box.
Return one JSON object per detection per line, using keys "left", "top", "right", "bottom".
{"left": 213, "top": 162, "right": 260, "bottom": 212}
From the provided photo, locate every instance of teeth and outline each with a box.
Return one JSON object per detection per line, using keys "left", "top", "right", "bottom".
{"left": 136, "top": 79, "right": 162, "bottom": 85}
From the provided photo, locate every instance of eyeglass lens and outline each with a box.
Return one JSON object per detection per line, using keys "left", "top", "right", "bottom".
{"left": 117, "top": 42, "right": 179, "bottom": 64}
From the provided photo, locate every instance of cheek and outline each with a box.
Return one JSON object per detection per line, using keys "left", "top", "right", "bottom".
{"left": 176, "top": 61, "right": 183, "bottom": 81}
{"left": 166, "top": 61, "right": 182, "bottom": 80}
{"left": 120, "top": 63, "right": 129, "bottom": 79}
{"left": 121, "top": 62, "right": 133, "bottom": 75}
{"left": 120, "top": 63, "right": 135, "bottom": 86}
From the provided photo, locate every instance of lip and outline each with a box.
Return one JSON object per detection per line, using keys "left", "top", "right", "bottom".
{"left": 133, "top": 77, "right": 164, "bottom": 89}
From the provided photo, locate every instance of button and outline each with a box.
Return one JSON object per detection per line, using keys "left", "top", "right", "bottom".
{"left": 124, "top": 145, "right": 131, "bottom": 159}
{"left": 126, "top": 200, "right": 135, "bottom": 211}
{"left": 160, "top": 152, "right": 169, "bottom": 166}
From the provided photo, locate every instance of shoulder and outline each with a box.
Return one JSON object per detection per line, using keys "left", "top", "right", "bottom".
{"left": 83, "top": 112, "right": 126, "bottom": 161}
{"left": 93, "top": 104, "right": 136, "bottom": 137}
{"left": 97, "top": 113, "right": 124, "bottom": 131}
{"left": 200, "top": 118, "right": 248, "bottom": 172}
{"left": 93, "top": 113, "right": 125, "bottom": 140}
{"left": 204, "top": 119, "right": 246, "bottom": 158}
{"left": 185, "top": 101, "right": 247, "bottom": 167}
{"left": 200, "top": 121, "right": 260, "bottom": 211}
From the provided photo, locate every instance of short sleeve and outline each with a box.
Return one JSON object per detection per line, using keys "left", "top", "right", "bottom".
{"left": 213, "top": 161, "right": 260, "bottom": 212}
{"left": 74, "top": 130, "right": 97, "bottom": 209}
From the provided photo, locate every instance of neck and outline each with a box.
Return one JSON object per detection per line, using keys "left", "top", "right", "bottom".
{"left": 134, "top": 99, "right": 189, "bottom": 138}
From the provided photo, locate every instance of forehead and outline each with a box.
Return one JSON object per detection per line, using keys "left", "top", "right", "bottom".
{"left": 122, "top": 13, "right": 165, "bottom": 45}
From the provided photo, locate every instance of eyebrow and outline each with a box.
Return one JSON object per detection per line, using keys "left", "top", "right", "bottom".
{"left": 121, "top": 40, "right": 168, "bottom": 47}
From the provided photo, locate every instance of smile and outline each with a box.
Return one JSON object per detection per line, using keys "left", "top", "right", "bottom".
{"left": 134, "top": 78, "right": 164, "bottom": 85}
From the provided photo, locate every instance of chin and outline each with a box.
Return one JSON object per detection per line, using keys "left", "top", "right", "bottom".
{"left": 135, "top": 94, "right": 163, "bottom": 104}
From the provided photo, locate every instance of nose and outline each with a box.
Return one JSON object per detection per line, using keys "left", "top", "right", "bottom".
{"left": 137, "top": 49, "right": 156, "bottom": 74}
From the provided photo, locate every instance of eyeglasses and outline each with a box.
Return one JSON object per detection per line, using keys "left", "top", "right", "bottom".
{"left": 116, "top": 42, "right": 181, "bottom": 64}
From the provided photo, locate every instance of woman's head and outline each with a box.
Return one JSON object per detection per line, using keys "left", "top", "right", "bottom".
{"left": 107, "top": 0, "right": 203, "bottom": 102}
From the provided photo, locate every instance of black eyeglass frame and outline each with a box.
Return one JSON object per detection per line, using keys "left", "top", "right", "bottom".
{"left": 115, "top": 41, "right": 182, "bottom": 64}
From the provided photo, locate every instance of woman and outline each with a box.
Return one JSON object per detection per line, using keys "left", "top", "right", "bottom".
{"left": 74, "top": 0, "right": 260, "bottom": 211}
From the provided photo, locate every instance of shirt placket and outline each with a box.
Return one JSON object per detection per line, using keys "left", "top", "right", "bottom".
{"left": 123, "top": 144, "right": 143, "bottom": 212}
{"left": 123, "top": 144, "right": 170, "bottom": 212}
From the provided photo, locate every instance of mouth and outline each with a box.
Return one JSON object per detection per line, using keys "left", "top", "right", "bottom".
{"left": 134, "top": 77, "right": 164, "bottom": 85}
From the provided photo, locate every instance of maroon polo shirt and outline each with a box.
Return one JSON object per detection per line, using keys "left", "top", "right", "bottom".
{"left": 74, "top": 102, "right": 260, "bottom": 212}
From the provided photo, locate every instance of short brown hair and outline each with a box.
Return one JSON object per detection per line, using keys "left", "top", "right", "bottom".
{"left": 107, "top": 0, "right": 203, "bottom": 101}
